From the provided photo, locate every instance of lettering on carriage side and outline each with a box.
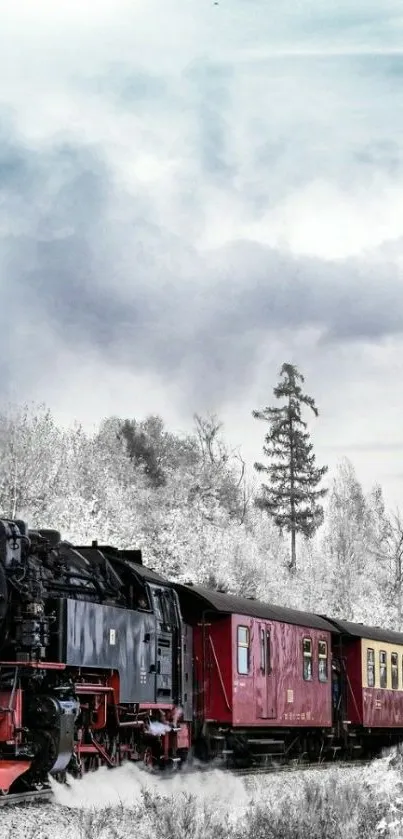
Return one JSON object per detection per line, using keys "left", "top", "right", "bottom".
{"left": 284, "top": 711, "right": 306, "bottom": 721}
{"left": 287, "top": 689, "right": 294, "bottom": 704}
{"left": 109, "top": 629, "right": 116, "bottom": 645}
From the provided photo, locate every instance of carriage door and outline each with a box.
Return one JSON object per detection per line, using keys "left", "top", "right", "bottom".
{"left": 256, "top": 624, "right": 276, "bottom": 719}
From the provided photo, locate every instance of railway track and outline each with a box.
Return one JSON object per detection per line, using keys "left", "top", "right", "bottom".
{"left": 0, "top": 759, "right": 372, "bottom": 807}
{"left": 231, "top": 758, "right": 371, "bottom": 776}
{"left": 0, "top": 788, "right": 53, "bottom": 808}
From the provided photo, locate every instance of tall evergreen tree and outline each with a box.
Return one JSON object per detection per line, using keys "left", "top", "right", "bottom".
{"left": 253, "top": 363, "right": 328, "bottom": 572}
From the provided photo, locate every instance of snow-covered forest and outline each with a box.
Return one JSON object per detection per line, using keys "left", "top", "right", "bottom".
{"left": 0, "top": 403, "right": 401, "bottom": 630}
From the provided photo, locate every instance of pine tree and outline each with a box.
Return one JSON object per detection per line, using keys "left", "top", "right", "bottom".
{"left": 253, "top": 363, "right": 328, "bottom": 572}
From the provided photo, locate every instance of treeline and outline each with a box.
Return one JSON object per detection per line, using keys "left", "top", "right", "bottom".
{"left": 0, "top": 401, "right": 401, "bottom": 630}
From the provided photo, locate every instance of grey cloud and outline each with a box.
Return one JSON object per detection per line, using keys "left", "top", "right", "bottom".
{"left": 92, "top": 59, "right": 236, "bottom": 183}
{"left": 300, "top": 7, "right": 402, "bottom": 39}
{"left": 100, "top": 64, "right": 169, "bottom": 104}
{"left": 2, "top": 42, "right": 403, "bottom": 412}
{"left": 182, "top": 61, "right": 235, "bottom": 182}
{"left": 201, "top": 240, "right": 403, "bottom": 342}
{"left": 2, "top": 136, "right": 403, "bottom": 412}
{"left": 354, "top": 140, "right": 403, "bottom": 176}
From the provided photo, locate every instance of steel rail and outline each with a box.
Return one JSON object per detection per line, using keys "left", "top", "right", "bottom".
{"left": 231, "top": 758, "right": 371, "bottom": 776}
{"left": 0, "top": 789, "right": 53, "bottom": 808}
{"left": 0, "top": 759, "right": 374, "bottom": 805}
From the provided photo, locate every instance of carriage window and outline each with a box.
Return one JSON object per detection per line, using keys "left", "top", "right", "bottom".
{"left": 260, "top": 628, "right": 265, "bottom": 672}
{"left": 392, "top": 652, "right": 399, "bottom": 690}
{"left": 303, "top": 637, "right": 313, "bottom": 681}
{"left": 379, "top": 650, "right": 387, "bottom": 688}
{"left": 237, "top": 626, "right": 250, "bottom": 675}
{"left": 318, "top": 640, "right": 328, "bottom": 682}
{"left": 266, "top": 630, "right": 272, "bottom": 674}
{"left": 367, "top": 648, "right": 375, "bottom": 687}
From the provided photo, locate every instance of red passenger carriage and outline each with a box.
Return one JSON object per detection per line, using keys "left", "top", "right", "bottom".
{"left": 176, "top": 584, "right": 336, "bottom": 765}
{"left": 327, "top": 618, "right": 403, "bottom": 754}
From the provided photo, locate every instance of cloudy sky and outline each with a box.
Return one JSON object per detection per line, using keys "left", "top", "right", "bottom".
{"left": 2, "top": 0, "right": 403, "bottom": 508}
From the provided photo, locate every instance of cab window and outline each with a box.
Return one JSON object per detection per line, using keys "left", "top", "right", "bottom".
{"left": 318, "top": 640, "right": 328, "bottom": 682}
{"left": 303, "top": 637, "right": 313, "bottom": 681}
{"left": 237, "top": 626, "right": 250, "bottom": 675}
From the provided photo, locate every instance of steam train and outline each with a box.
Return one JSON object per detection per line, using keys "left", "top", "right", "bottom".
{"left": 1, "top": 518, "right": 403, "bottom": 795}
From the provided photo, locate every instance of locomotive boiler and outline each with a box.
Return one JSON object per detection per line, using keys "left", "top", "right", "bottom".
{"left": 0, "top": 519, "right": 192, "bottom": 794}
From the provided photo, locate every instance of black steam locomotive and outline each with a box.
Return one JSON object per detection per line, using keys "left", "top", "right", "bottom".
{"left": 0, "top": 519, "right": 192, "bottom": 795}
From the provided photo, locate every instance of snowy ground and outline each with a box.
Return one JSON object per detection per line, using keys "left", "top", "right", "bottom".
{"left": 1, "top": 752, "right": 403, "bottom": 839}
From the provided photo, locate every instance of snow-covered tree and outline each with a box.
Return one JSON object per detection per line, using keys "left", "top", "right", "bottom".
{"left": 322, "top": 459, "right": 368, "bottom": 620}
{"left": 366, "top": 499, "right": 403, "bottom": 630}
{"left": 0, "top": 404, "right": 66, "bottom": 523}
